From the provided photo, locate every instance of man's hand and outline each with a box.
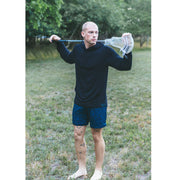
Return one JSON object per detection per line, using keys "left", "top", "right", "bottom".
{"left": 49, "top": 35, "right": 61, "bottom": 43}
{"left": 122, "top": 33, "right": 134, "bottom": 54}
{"left": 122, "top": 33, "right": 133, "bottom": 45}
{"left": 122, "top": 32, "right": 132, "bottom": 38}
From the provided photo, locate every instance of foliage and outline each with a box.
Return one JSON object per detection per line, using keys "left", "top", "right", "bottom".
{"left": 26, "top": 50, "right": 151, "bottom": 179}
{"left": 121, "top": 0, "right": 151, "bottom": 47}
{"left": 26, "top": 0, "right": 151, "bottom": 47}
{"left": 26, "top": 0, "right": 63, "bottom": 44}
{"left": 59, "top": 0, "right": 124, "bottom": 40}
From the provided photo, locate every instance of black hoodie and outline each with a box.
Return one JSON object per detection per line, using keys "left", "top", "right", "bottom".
{"left": 56, "top": 42, "right": 132, "bottom": 108}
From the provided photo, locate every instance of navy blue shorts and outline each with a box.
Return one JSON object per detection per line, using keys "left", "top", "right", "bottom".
{"left": 72, "top": 104, "right": 107, "bottom": 129}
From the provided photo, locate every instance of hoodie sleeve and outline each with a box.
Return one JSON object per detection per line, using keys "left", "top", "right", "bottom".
{"left": 105, "top": 46, "right": 132, "bottom": 71}
{"left": 56, "top": 41, "right": 75, "bottom": 64}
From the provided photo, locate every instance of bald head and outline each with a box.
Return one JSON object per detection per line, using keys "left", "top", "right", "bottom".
{"left": 82, "top": 21, "right": 98, "bottom": 32}
{"left": 81, "top": 21, "right": 99, "bottom": 48}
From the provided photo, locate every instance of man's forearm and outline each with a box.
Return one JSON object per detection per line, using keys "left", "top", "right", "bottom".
{"left": 56, "top": 42, "right": 74, "bottom": 64}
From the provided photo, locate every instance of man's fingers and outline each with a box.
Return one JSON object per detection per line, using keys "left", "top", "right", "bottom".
{"left": 122, "top": 32, "right": 132, "bottom": 37}
{"left": 49, "top": 35, "right": 54, "bottom": 43}
{"left": 49, "top": 35, "right": 61, "bottom": 43}
{"left": 49, "top": 38, "right": 52, "bottom": 43}
{"left": 55, "top": 36, "right": 61, "bottom": 41}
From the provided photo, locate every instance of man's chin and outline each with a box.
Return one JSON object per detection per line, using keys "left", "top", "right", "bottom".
{"left": 86, "top": 40, "right": 97, "bottom": 47}
{"left": 90, "top": 41, "right": 97, "bottom": 45}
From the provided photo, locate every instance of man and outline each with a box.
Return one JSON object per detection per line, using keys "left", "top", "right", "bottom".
{"left": 49, "top": 21, "right": 132, "bottom": 180}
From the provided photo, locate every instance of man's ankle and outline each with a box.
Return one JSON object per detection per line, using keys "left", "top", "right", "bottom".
{"left": 79, "top": 167, "right": 87, "bottom": 171}
{"left": 95, "top": 168, "right": 102, "bottom": 172}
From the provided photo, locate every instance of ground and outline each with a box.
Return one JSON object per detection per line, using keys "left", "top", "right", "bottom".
{"left": 26, "top": 50, "right": 151, "bottom": 179}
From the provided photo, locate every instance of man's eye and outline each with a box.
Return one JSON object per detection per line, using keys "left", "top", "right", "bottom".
{"left": 88, "top": 31, "right": 98, "bottom": 34}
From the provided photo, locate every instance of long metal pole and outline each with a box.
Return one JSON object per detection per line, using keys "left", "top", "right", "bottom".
{"left": 58, "top": 40, "right": 105, "bottom": 43}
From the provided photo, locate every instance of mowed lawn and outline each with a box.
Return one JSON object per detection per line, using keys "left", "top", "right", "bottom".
{"left": 26, "top": 50, "right": 151, "bottom": 180}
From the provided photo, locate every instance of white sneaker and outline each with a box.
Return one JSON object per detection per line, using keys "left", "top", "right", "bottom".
{"left": 67, "top": 168, "right": 87, "bottom": 179}
{"left": 90, "top": 170, "right": 102, "bottom": 180}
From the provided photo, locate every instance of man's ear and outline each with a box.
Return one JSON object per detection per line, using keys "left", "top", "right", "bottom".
{"left": 81, "top": 31, "right": 85, "bottom": 38}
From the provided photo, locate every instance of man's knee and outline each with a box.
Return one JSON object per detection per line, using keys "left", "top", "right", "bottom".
{"left": 92, "top": 129, "right": 103, "bottom": 143}
{"left": 74, "top": 126, "right": 85, "bottom": 141}
{"left": 74, "top": 131, "right": 83, "bottom": 141}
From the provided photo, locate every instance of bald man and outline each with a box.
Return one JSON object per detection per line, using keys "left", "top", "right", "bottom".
{"left": 49, "top": 21, "right": 132, "bottom": 180}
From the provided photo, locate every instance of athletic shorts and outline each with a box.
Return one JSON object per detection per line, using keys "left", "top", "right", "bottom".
{"left": 72, "top": 104, "right": 107, "bottom": 129}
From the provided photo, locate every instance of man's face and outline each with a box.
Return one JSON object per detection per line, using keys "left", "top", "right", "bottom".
{"left": 81, "top": 24, "right": 99, "bottom": 47}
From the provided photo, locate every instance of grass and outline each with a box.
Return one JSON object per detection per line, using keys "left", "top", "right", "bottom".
{"left": 26, "top": 42, "right": 59, "bottom": 60}
{"left": 26, "top": 40, "right": 151, "bottom": 60}
{"left": 26, "top": 50, "right": 151, "bottom": 179}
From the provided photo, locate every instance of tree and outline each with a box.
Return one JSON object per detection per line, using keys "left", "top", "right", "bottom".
{"left": 59, "top": 0, "right": 125, "bottom": 40}
{"left": 26, "top": 0, "right": 63, "bottom": 46}
{"left": 121, "top": 0, "right": 151, "bottom": 47}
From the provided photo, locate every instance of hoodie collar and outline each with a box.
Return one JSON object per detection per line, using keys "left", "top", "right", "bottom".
{"left": 81, "top": 42, "right": 104, "bottom": 51}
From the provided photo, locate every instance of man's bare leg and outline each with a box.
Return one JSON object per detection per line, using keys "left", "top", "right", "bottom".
{"left": 90, "top": 128, "right": 105, "bottom": 180}
{"left": 68, "top": 125, "right": 87, "bottom": 179}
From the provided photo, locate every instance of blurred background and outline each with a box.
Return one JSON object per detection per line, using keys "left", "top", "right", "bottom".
{"left": 26, "top": 0, "right": 151, "bottom": 60}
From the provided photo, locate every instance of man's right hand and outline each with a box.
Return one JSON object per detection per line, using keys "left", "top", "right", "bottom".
{"left": 49, "top": 35, "right": 61, "bottom": 43}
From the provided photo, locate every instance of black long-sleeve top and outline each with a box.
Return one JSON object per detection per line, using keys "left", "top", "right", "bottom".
{"left": 56, "top": 42, "right": 132, "bottom": 108}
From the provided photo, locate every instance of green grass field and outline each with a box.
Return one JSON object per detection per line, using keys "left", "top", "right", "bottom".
{"left": 26, "top": 50, "right": 151, "bottom": 179}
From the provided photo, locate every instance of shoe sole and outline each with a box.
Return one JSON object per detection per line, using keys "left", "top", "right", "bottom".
{"left": 67, "top": 174, "right": 88, "bottom": 179}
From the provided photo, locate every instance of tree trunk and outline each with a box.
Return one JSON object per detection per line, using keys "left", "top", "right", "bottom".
{"left": 140, "top": 35, "right": 146, "bottom": 48}
{"left": 146, "top": 36, "right": 150, "bottom": 47}
{"left": 27, "top": 37, "right": 36, "bottom": 47}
